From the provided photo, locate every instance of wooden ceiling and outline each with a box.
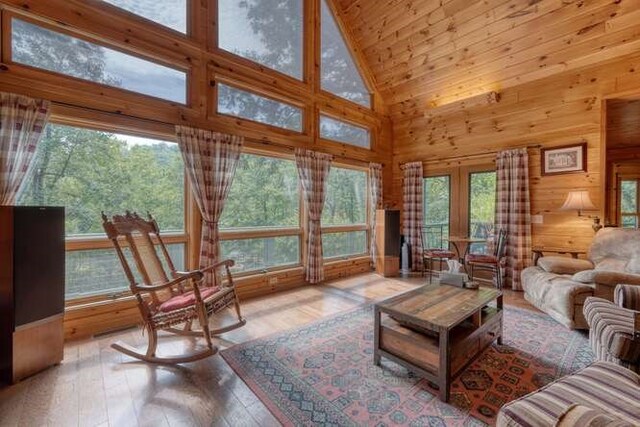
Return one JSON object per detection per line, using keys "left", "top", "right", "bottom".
{"left": 334, "top": 0, "right": 640, "bottom": 119}
{"left": 607, "top": 99, "right": 640, "bottom": 149}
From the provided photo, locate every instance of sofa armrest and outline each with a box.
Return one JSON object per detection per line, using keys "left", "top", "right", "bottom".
{"left": 592, "top": 272, "right": 640, "bottom": 287}
{"left": 614, "top": 284, "right": 640, "bottom": 311}
{"left": 595, "top": 275, "right": 640, "bottom": 303}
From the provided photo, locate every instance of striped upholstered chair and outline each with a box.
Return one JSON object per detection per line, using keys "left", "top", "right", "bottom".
{"left": 584, "top": 284, "right": 640, "bottom": 374}
{"left": 497, "top": 361, "right": 640, "bottom": 426}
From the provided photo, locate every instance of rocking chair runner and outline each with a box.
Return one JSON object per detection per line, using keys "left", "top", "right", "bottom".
{"left": 102, "top": 212, "right": 246, "bottom": 363}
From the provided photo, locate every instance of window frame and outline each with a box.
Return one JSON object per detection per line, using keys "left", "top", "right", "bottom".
{"left": 4, "top": 12, "right": 191, "bottom": 106}
{"left": 321, "top": 162, "right": 370, "bottom": 261}
{"left": 218, "top": 149, "right": 304, "bottom": 276}
{"left": 214, "top": 78, "right": 307, "bottom": 135}
{"left": 36, "top": 117, "right": 190, "bottom": 305}
{"left": 210, "top": 0, "right": 311, "bottom": 85}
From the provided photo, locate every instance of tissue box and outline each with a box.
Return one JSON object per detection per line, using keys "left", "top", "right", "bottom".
{"left": 440, "top": 272, "right": 468, "bottom": 287}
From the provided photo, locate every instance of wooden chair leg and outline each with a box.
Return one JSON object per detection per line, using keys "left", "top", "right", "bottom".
{"left": 146, "top": 328, "right": 158, "bottom": 358}
{"left": 496, "top": 265, "right": 502, "bottom": 290}
{"left": 428, "top": 258, "right": 432, "bottom": 284}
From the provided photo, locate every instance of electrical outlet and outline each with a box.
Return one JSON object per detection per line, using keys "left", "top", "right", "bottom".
{"left": 268, "top": 277, "right": 278, "bottom": 285}
{"left": 531, "top": 215, "right": 544, "bottom": 224}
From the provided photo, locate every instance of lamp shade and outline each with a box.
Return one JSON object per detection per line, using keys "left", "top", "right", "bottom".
{"left": 560, "top": 190, "right": 597, "bottom": 212}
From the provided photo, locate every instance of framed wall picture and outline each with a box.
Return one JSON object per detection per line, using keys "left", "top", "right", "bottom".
{"left": 541, "top": 142, "right": 587, "bottom": 176}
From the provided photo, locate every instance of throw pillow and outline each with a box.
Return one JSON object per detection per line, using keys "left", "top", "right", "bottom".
{"left": 537, "top": 256, "right": 594, "bottom": 275}
{"left": 572, "top": 269, "right": 597, "bottom": 283}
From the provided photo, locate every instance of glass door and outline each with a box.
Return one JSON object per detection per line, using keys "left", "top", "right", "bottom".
{"left": 423, "top": 175, "right": 450, "bottom": 250}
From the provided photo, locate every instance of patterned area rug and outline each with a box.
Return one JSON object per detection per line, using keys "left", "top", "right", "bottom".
{"left": 221, "top": 305, "right": 594, "bottom": 426}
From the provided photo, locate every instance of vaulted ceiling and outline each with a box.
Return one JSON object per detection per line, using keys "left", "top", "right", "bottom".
{"left": 335, "top": 0, "right": 640, "bottom": 119}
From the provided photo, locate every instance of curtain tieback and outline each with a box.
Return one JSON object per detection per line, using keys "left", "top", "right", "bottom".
{"left": 202, "top": 219, "right": 218, "bottom": 225}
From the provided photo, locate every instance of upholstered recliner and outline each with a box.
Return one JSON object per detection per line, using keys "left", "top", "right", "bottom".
{"left": 522, "top": 228, "right": 640, "bottom": 329}
{"left": 584, "top": 284, "right": 640, "bottom": 373}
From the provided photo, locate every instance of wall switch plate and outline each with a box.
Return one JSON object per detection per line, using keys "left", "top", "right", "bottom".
{"left": 531, "top": 215, "right": 544, "bottom": 224}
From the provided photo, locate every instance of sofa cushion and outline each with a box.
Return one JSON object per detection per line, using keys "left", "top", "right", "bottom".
{"left": 522, "top": 267, "right": 594, "bottom": 329}
{"left": 589, "top": 228, "right": 640, "bottom": 267}
{"left": 496, "top": 362, "right": 640, "bottom": 427}
{"left": 598, "top": 258, "right": 629, "bottom": 272}
{"left": 626, "top": 254, "right": 640, "bottom": 275}
{"left": 538, "top": 256, "right": 594, "bottom": 275}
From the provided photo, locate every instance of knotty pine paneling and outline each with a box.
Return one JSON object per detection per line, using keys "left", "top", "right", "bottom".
{"left": 389, "top": 51, "right": 640, "bottom": 252}
{"left": 336, "top": 0, "right": 640, "bottom": 112}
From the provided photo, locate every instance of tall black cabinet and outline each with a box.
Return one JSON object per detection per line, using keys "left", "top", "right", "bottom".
{"left": 0, "top": 206, "right": 65, "bottom": 384}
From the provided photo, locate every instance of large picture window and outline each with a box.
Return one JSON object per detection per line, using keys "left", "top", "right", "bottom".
{"left": 320, "top": 0, "right": 371, "bottom": 107}
{"left": 217, "top": 83, "right": 303, "bottom": 132}
{"left": 11, "top": 18, "right": 187, "bottom": 104}
{"left": 322, "top": 166, "right": 368, "bottom": 258}
{"left": 102, "top": 0, "right": 188, "bottom": 33}
{"left": 220, "top": 153, "right": 301, "bottom": 273}
{"left": 319, "top": 115, "right": 370, "bottom": 149}
{"left": 18, "top": 124, "right": 186, "bottom": 300}
{"left": 218, "top": 0, "right": 303, "bottom": 80}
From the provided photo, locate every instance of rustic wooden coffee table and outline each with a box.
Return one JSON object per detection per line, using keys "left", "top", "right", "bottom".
{"left": 374, "top": 284, "right": 503, "bottom": 402}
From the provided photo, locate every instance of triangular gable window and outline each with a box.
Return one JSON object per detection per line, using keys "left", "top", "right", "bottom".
{"left": 320, "top": 0, "right": 371, "bottom": 108}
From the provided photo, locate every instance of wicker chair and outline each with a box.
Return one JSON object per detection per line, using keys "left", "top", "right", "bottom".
{"left": 102, "top": 212, "right": 246, "bottom": 363}
{"left": 466, "top": 229, "right": 508, "bottom": 289}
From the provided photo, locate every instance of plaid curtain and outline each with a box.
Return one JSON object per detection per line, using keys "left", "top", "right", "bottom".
{"left": 402, "top": 161, "right": 424, "bottom": 271}
{"left": 295, "top": 148, "right": 332, "bottom": 284}
{"left": 368, "top": 162, "right": 383, "bottom": 265}
{"left": 495, "top": 148, "right": 532, "bottom": 290}
{"left": 176, "top": 126, "right": 243, "bottom": 287}
{"left": 0, "top": 92, "right": 50, "bottom": 205}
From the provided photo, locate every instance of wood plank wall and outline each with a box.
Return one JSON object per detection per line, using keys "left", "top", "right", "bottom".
{"left": 391, "top": 52, "right": 640, "bottom": 250}
{"left": 335, "top": 0, "right": 640, "bottom": 251}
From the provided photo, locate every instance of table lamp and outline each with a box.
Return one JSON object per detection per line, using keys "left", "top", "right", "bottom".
{"left": 560, "top": 190, "right": 602, "bottom": 232}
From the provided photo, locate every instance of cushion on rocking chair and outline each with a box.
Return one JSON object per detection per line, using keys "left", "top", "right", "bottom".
{"left": 158, "top": 287, "right": 219, "bottom": 312}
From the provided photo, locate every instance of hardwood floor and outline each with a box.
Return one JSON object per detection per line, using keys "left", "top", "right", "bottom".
{"left": 0, "top": 273, "right": 536, "bottom": 427}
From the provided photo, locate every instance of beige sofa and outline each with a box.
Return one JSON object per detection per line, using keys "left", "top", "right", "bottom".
{"left": 522, "top": 228, "right": 640, "bottom": 329}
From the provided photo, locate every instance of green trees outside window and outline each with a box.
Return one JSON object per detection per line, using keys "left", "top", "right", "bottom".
{"left": 322, "top": 167, "right": 368, "bottom": 258}
{"left": 423, "top": 176, "right": 450, "bottom": 250}
{"left": 621, "top": 179, "right": 639, "bottom": 228}
{"left": 18, "top": 124, "right": 185, "bottom": 299}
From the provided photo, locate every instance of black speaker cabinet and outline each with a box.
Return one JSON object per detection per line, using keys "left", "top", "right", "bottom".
{"left": 375, "top": 209, "right": 400, "bottom": 277}
{"left": 0, "top": 206, "right": 65, "bottom": 384}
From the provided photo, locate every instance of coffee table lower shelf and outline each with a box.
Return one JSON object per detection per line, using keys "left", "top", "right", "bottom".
{"left": 373, "top": 305, "right": 503, "bottom": 402}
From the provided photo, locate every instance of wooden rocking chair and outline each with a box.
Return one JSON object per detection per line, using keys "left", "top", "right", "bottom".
{"left": 102, "top": 212, "right": 246, "bottom": 363}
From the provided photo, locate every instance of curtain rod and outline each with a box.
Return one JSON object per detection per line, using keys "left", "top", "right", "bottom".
{"left": 405, "top": 144, "right": 543, "bottom": 166}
